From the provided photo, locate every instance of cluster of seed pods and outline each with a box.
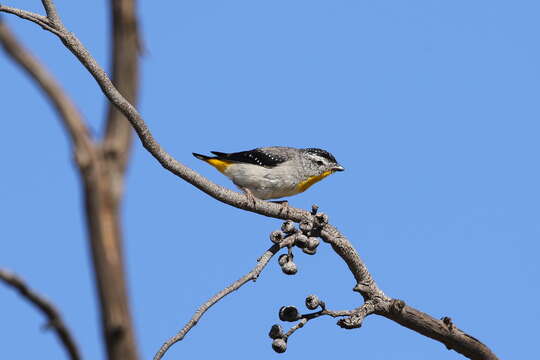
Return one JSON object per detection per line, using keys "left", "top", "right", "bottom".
{"left": 267, "top": 208, "right": 329, "bottom": 353}
{"left": 268, "top": 294, "right": 325, "bottom": 353}
{"left": 269, "top": 210, "right": 329, "bottom": 275}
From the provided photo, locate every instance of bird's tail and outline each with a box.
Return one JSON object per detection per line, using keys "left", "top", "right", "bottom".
{"left": 192, "top": 152, "right": 232, "bottom": 174}
{"left": 210, "top": 151, "right": 228, "bottom": 158}
{"left": 192, "top": 152, "right": 211, "bottom": 161}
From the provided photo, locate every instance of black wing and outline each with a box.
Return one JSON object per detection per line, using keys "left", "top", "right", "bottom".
{"left": 210, "top": 148, "right": 288, "bottom": 167}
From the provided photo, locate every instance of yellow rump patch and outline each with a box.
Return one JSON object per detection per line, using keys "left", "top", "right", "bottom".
{"left": 296, "top": 171, "right": 333, "bottom": 193}
{"left": 206, "top": 158, "right": 233, "bottom": 173}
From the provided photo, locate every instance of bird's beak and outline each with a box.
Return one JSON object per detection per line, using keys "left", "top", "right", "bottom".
{"left": 332, "top": 165, "right": 345, "bottom": 172}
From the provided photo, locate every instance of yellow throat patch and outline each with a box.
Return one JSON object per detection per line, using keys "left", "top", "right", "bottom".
{"left": 296, "top": 171, "right": 333, "bottom": 193}
{"left": 206, "top": 158, "right": 233, "bottom": 173}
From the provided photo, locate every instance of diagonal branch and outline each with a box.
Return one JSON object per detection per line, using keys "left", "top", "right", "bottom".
{"left": 153, "top": 236, "right": 297, "bottom": 360}
{"left": 383, "top": 305, "right": 498, "bottom": 360}
{"left": 0, "top": 269, "right": 81, "bottom": 360}
{"left": 1, "top": 4, "right": 293, "bottom": 221}
{"left": 0, "top": 3, "right": 500, "bottom": 360}
{"left": 0, "top": 18, "right": 94, "bottom": 168}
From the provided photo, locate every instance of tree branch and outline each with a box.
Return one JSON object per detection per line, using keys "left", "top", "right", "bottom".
{"left": 0, "top": 269, "right": 81, "bottom": 360}
{"left": 383, "top": 305, "right": 498, "bottom": 360}
{"left": 103, "top": 0, "right": 140, "bottom": 174}
{"left": 1, "top": 3, "right": 298, "bottom": 222}
{"left": 0, "top": 3, "right": 500, "bottom": 360}
{"left": 1, "top": 4, "right": 141, "bottom": 359}
{"left": 79, "top": 1, "right": 142, "bottom": 359}
{"left": 0, "top": 17, "right": 94, "bottom": 168}
{"left": 0, "top": 6, "right": 59, "bottom": 34}
{"left": 0, "top": 6, "right": 47, "bottom": 25}
{"left": 40, "top": 0, "right": 61, "bottom": 26}
{"left": 153, "top": 235, "right": 297, "bottom": 360}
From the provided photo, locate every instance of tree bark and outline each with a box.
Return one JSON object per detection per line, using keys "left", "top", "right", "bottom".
{"left": 82, "top": 1, "right": 140, "bottom": 360}
{"left": 82, "top": 158, "right": 138, "bottom": 360}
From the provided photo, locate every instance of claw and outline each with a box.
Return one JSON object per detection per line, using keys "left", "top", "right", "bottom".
{"left": 241, "top": 187, "right": 257, "bottom": 208}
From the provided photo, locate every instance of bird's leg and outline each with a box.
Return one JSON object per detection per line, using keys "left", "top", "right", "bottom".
{"left": 272, "top": 200, "right": 290, "bottom": 216}
{"left": 241, "top": 187, "right": 257, "bottom": 209}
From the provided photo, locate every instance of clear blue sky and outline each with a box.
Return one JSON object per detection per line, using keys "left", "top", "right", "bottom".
{"left": 1, "top": 1, "right": 539, "bottom": 359}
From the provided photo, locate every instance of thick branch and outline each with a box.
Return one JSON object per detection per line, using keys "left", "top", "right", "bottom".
{"left": 0, "top": 18, "right": 94, "bottom": 168}
{"left": 80, "top": 1, "right": 141, "bottom": 360}
{"left": 0, "top": 4, "right": 499, "bottom": 360}
{"left": 1, "top": 5, "right": 141, "bottom": 360}
{"left": 82, "top": 169, "right": 140, "bottom": 360}
{"left": 103, "top": 0, "right": 140, "bottom": 173}
{"left": 0, "top": 269, "right": 81, "bottom": 360}
{"left": 383, "top": 305, "right": 498, "bottom": 360}
{"left": 153, "top": 236, "right": 296, "bottom": 360}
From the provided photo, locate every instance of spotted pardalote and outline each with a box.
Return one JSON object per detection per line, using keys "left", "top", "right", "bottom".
{"left": 193, "top": 146, "right": 344, "bottom": 200}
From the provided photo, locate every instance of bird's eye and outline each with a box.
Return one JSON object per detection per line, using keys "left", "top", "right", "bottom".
{"left": 316, "top": 160, "right": 324, "bottom": 166}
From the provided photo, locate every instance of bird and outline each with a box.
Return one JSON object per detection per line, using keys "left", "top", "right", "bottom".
{"left": 192, "top": 147, "right": 344, "bottom": 204}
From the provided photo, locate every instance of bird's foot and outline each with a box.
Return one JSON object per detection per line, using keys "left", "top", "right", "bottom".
{"left": 242, "top": 188, "right": 257, "bottom": 209}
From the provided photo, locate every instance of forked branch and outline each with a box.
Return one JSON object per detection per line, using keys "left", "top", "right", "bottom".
{"left": 0, "top": 2, "right": 499, "bottom": 360}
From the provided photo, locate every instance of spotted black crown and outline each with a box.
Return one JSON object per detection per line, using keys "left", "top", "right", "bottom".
{"left": 303, "top": 148, "right": 337, "bottom": 163}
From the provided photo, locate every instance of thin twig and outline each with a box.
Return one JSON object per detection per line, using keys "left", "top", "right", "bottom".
{"left": 284, "top": 308, "right": 356, "bottom": 338}
{"left": 0, "top": 6, "right": 48, "bottom": 24}
{"left": 0, "top": 6, "right": 60, "bottom": 35}
{"left": 0, "top": 269, "right": 81, "bottom": 360}
{"left": 0, "top": 3, "right": 500, "bottom": 360}
{"left": 153, "top": 237, "right": 295, "bottom": 360}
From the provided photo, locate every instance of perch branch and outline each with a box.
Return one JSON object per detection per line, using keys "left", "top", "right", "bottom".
{"left": 0, "top": 269, "right": 81, "bottom": 360}
{"left": 0, "top": 3, "right": 499, "bottom": 360}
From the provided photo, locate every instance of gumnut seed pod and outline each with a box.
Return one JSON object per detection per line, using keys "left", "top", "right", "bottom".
{"left": 315, "top": 212, "right": 329, "bottom": 226}
{"left": 272, "top": 338, "right": 287, "bottom": 353}
{"left": 299, "top": 220, "right": 313, "bottom": 233}
{"left": 305, "top": 294, "right": 320, "bottom": 310}
{"left": 279, "top": 306, "right": 300, "bottom": 322}
{"left": 268, "top": 324, "right": 285, "bottom": 339}
{"left": 270, "top": 231, "right": 283, "bottom": 244}
{"left": 295, "top": 234, "right": 308, "bottom": 248}
{"left": 281, "top": 220, "right": 296, "bottom": 234}
{"left": 307, "top": 237, "right": 320, "bottom": 250}
{"left": 281, "top": 261, "right": 297, "bottom": 275}
{"left": 278, "top": 254, "right": 290, "bottom": 266}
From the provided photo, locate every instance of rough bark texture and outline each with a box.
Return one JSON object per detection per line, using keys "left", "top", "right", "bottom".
{"left": 84, "top": 1, "right": 140, "bottom": 359}
{"left": 0, "top": 2, "right": 499, "bottom": 360}
{"left": 0, "top": 1, "right": 141, "bottom": 359}
{"left": 104, "top": 0, "right": 139, "bottom": 173}
{"left": 82, "top": 158, "right": 139, "bottom": 360}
